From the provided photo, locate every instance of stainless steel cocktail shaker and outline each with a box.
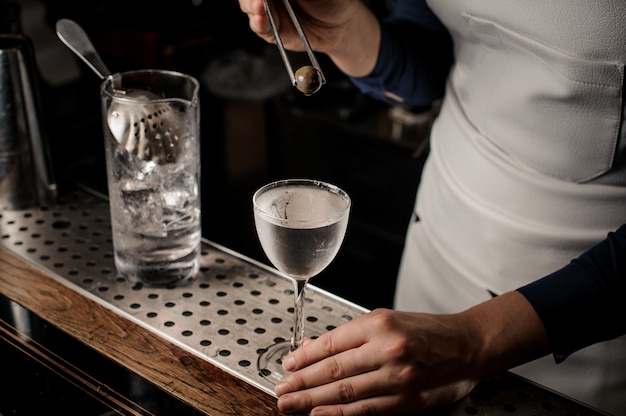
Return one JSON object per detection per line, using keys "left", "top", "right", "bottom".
{"left": 0, "top": 34, "right": 56, "bottom": 210}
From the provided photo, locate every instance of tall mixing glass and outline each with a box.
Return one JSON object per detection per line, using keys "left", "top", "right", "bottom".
{"left": 253, "top": 179, "right": 351, "bottom": 383}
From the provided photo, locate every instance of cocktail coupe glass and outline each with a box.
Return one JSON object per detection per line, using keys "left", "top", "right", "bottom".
{"left": 253, "top": 179, "right": 351, "bottom": 384}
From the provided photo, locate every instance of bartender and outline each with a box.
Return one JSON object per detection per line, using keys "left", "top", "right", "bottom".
{"left": 239, "top": 0, "right": 626, "bottom": 414}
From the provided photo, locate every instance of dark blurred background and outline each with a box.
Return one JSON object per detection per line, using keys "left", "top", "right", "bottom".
{"left": 2, "top": 0, "right": 436, "bottom": 310}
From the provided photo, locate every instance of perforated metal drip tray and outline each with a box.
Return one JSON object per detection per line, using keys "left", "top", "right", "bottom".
{"left": 0, "top": 189, "right": 367, "bottom": 396}
{"left": 0, "top": 190, "right": 611, "bottom": 416}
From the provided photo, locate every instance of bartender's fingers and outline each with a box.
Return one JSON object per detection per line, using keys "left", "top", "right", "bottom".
{"left": 277, "top": 372, "right": 397, "bottom": 414}
{"left": 277, "top": 345, "right": 381, "bottom": 396}
{"left": 282, "top": 309, "right": 380, "bottom": 372}
{"left": 315, "top": 381, "right": 477, "bottom": 416}
{"left": 278, "top": 377, "right": 477, "bottom": 416}
{"left": 307, "top": 396, "right": 408, "bottom": 416}
{"left": 276, "top": 366, "right": 394, "bottom": 410}
{"left": 237, "top": 0, "right": 275, "bottom": 42}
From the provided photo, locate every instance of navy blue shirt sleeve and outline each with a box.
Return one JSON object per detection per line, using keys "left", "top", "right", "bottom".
{"left": 348, "top": 0, "right": 453, "bottom": 107}
{"left": 518, "top": 225, "right": 626, "bottom": 362}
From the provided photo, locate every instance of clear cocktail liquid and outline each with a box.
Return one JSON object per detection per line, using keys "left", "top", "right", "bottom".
{"left": 253, "top": 184, "right": 349, "bottom": 281}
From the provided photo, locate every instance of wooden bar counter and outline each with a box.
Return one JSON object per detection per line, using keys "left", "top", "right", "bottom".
{"left": 0, "top": 249, "right": 276, "bottom": 415}
{"left": 0, "top": 190, "right": 610, "bottom": 415}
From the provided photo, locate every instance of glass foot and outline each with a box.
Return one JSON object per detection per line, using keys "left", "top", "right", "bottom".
{"left": 257, "top": 341, "right": 291, "bottom": 385}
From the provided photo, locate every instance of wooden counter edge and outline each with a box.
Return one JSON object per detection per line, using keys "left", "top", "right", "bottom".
{"left": 0, "top": 247, "right": 281, "bottom": 416}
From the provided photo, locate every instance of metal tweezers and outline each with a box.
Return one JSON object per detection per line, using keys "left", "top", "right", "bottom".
{"left": 262, "top": 0, "right": 326, "bottom": 87}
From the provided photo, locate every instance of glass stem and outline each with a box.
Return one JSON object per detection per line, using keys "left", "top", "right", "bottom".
{"left": 290, "top": 279, "right": 307, "bottom": 352}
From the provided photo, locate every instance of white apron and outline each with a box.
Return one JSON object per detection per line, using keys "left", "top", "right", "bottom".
{"left": 394, "top": 1, "right": 626, "bottom": 414}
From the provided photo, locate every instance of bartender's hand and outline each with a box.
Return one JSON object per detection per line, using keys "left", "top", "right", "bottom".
{"left": 238, "top": 0, "right": 381, "bottom": 77}
{"left": 274, "top": 292, "right": 551, "bottom": 415}
{"left": 274, "top": 308, "right": 477, "bottom": 415}
{"left": 238, "top": 0, "right": 354, "bottom": 52}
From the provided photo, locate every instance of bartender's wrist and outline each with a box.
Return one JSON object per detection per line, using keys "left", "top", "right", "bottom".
{"left": 458, "top": 291, "right": 552, "bottom": 380}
